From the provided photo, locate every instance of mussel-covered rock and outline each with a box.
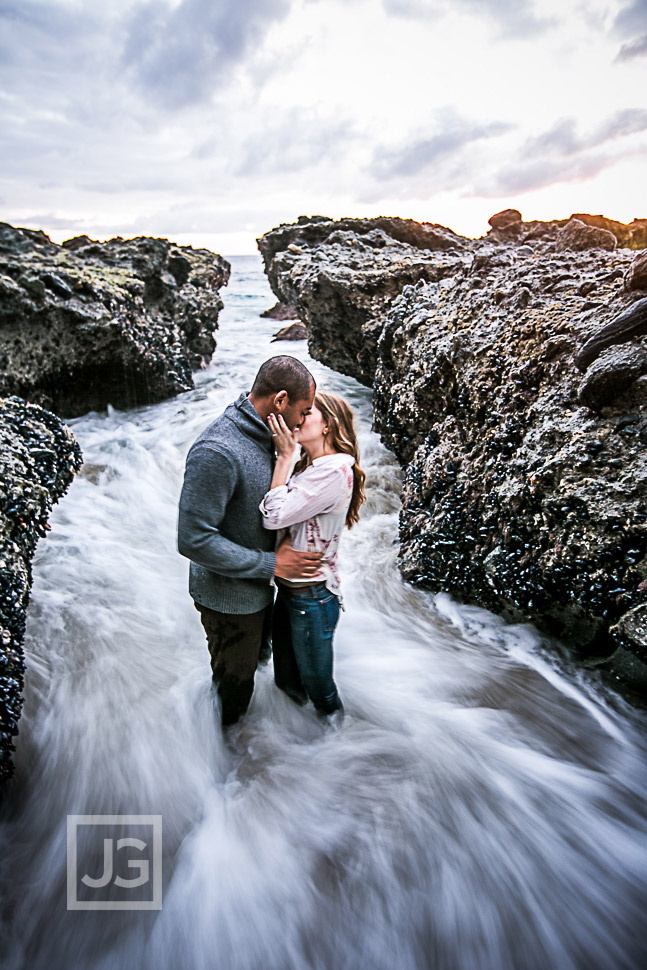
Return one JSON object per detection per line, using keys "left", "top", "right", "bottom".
{"left": 0, "top": 396, "right": 82, "bottom": 785}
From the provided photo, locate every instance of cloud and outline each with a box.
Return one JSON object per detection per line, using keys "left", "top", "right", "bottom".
{"left": 482, "top": 153, "right": 612, "bottom": 196}
{"left": 233, "top": 112, "right": 359, "bottom": 177}
{"left": 613, "top": 0, "right": 647, "bottom": 38}
{"left": 1, "top": 0, "right": 643, "bottom": 249}
{"left": 17, "top": 213, "right": 85, "bottom": 231}
{"left": 382, "top": 0, "right": 553, "bottom": 36}
{"left": 520, "top": 109, "right": 647, "bottom": 158}
{"left": 483, "top": 109, "right": 647, "bottom": 195}
{"left": 0, "top": 1, "right": 104, "bottom": 85}
{"left": 381, "top": 0, "right": 441, "bottom": 19}
{"left": 615, "top": 32, "right": 647, "bottom": 59}
{"left": 612, "top": 0, "right": 647, "bottom": 59}
{"left": 593, "top": 107, "right": 647, "bottom": 142}
{"left": 372, "top": 110, "right": 512, "bottom": 180}
{"left": 122, "top": 0, "right": 292, "bottom": 110}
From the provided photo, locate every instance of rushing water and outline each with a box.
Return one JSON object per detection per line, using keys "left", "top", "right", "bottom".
{"left": 0, "top": 256, "right": 646, "bottom": 970}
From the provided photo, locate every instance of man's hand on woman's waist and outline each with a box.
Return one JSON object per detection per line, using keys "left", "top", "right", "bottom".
{"left": 275, "top": 537, "right": 322, "bottom": 580}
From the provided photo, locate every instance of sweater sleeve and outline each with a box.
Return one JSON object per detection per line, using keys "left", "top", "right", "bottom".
{"left": 260, "top": 464, "right": 345, "bottom": 530}
{"left": 178, "top": 443, "right": 276, "bottom": 580}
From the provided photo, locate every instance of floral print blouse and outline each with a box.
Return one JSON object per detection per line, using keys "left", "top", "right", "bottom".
{"left": 259, "top": 452, "right": 355, "bottom": 597}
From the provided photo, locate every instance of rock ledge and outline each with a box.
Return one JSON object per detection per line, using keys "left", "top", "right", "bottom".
{"left": 0, "top": 224, "right": 230, "bottom": 418}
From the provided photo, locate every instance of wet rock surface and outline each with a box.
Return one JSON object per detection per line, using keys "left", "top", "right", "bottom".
{"left": 271, "top": 322, "right": 308, "bottom": 341}
{"left": 625, "top": 252, "right": 647, "bottom": 293}
{"left": 259, "top": 213, "right": 647, "bottom": 691}
{"left": 260, "top": 301, "right": 299, "bottom": 320}
{"left": 0, "top": 397, "right": 82, "bottom": 784}
{"left": 258, "top": 216, "right": 467, "bottom": 387}
{"left": 0, "top": 223, "right": 230, "bottom": 418}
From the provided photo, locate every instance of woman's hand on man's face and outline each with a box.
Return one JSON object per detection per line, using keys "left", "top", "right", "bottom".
{"left": 268, "top": 412, "right": 296, "bottom": 458}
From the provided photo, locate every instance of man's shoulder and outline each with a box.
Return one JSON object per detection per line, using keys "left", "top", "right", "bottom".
{"left": 188, "top": 407, "right": 253, "bottom": 463}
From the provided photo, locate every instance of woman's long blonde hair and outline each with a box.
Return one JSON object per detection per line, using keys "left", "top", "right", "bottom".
{"left": 294, "top": 392, "right": 366, "bottom": 528}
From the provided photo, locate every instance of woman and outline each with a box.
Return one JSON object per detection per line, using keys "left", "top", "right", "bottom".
{"left": 259, "top": 391, "right": 366, "bottom": 720}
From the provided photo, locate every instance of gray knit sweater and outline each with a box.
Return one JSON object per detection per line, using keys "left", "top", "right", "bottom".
{"left": 177, "top": 393, "right": 277, "bottom": 614}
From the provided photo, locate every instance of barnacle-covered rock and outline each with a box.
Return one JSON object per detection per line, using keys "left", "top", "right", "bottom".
{"left": 259, "top": 211, "right": 647, "bottom": 693}
{"left": 0, "top": 396, "right": 82, "bottom": 784}
{"left": 0, "top": 223, "right": 230, "bottom": 418}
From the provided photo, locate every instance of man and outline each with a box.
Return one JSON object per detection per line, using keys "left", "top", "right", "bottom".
{"left": 177, "top": 356, "right": 321, "bottom": 726}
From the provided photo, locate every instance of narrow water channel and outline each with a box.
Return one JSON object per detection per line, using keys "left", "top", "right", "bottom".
{"left": 0, "top": 256, "right": 645, "bottom": 970}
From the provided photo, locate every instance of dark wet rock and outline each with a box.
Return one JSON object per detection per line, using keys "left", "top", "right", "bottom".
{"left": 600, "top": 600, "right": 647, "bottom": 689}
{"left": 261, "top": 302, "right": 299, "bottom": 320}
{"left": 258, "top": 216, "right": 469, "bottom": 386}
{"left": 570, "top": 214, "right": 647, "bottom": 251}
{"left": 259, "top": 214, "right": 465, "bottom": 264}
{"left": 578, "top": 345, "right": 647, "bottom": 408}
{"left": 0, "top": 397, "right": 82, "bottom": 785}
{"left": 259, "top": 211, "right": 647, "bottom": 693}
{"left": 0, "top": 222, "right": 230, "bottom": 418}
{"left": 596, "top": 646, "right": 647, "bottom": 692}
{"left": 575, "top": 297, "right": 647, "bottom": 370}
{"left": 557, "top": 219, "right": 617, "bottom": 253}
{"left": 488, "top": 209, "right": 523, "bottom": 230}
{"left": 62, "top": 234, "right": 94, "bottom": 252}
{"left": 625, "top": 252, "right": 647, "bottom": 292}
{"left": 271, "top": 322, "right": 308, "bottom": 341}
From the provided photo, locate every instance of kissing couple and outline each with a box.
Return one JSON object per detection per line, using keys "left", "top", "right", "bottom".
{"left": 178, "top": 355, "right": 365, "bottom": 728}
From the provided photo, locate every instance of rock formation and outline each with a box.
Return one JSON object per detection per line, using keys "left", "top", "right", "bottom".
{"left": 271, "top": 322, "right": 308, "bottom": 341}
{"left": 261, "top": 301, "right": 299, "bottom": 320}
{"left": 0, "top": 397, "right": 82, "bottom": 784}
{"left": 258, "top": 213, "right": 647, "bottom": 691}
{"left": 0, "top": 223, "right": 230, "bottom": 418}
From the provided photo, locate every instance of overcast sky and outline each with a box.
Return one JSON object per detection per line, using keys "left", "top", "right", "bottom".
{"left": 1, "top": 0, "right": 645, "bottom": 253}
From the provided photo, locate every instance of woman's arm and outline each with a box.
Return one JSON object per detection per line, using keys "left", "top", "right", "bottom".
{"left": 260, "top": 462, "right": 346, "bottom": 529}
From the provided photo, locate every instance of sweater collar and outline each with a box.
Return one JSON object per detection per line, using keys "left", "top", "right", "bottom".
{"left": 230, "top": 392, "right": 273, "bottom": 451}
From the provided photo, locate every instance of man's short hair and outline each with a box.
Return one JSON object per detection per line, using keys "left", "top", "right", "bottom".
{"left": 251, "top": 356, "right": 315, "bottom": 401}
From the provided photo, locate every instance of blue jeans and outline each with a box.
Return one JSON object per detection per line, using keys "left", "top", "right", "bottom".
{"left": 272, "top": 582, "right": 343, "bottom": 714}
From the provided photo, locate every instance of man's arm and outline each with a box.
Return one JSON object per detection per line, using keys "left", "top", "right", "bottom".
{"left": 177, "top": 444, "right": 276, "bottom": 580}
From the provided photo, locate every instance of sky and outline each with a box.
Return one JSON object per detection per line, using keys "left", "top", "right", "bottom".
{"left": 0, "top": 0, "right": 645, "bottom": 254}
